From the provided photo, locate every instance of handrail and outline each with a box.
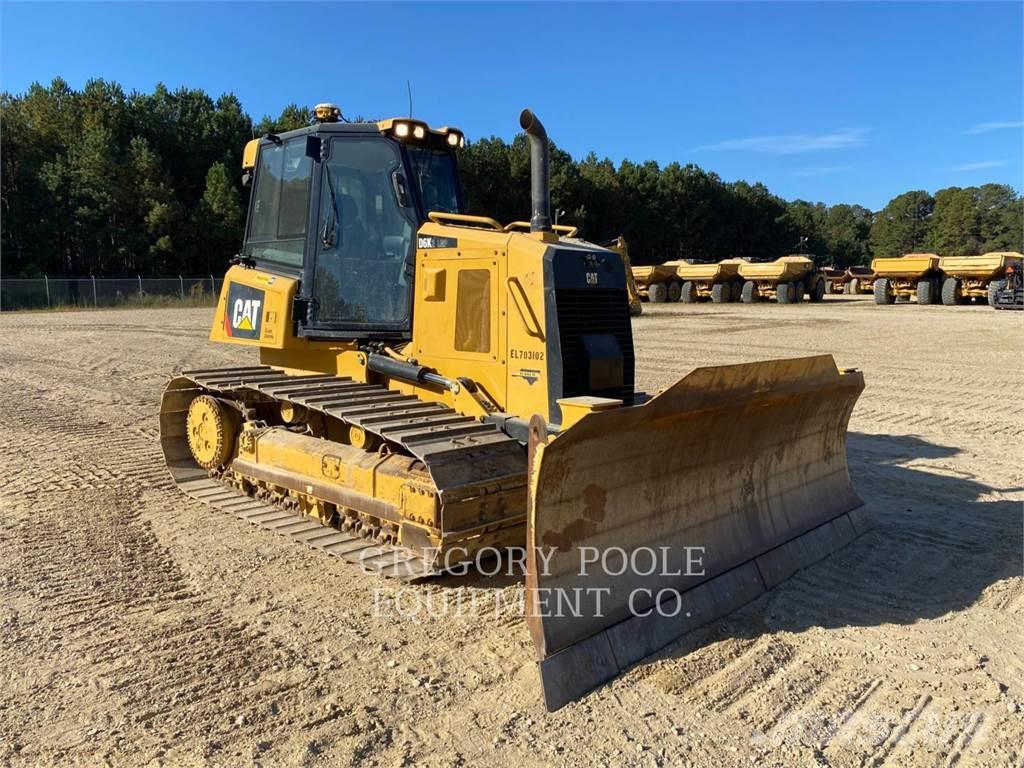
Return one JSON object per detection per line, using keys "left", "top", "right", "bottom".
{"left": 504, "top": 221, "right": 579, "bottom": 238}
{"left": 427, "top": 211, "right": 504, "bottom": 231}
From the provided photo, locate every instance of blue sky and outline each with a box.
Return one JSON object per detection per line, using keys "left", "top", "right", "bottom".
{"left": 2, "top": 2, "right": 1021, "bottom": 210}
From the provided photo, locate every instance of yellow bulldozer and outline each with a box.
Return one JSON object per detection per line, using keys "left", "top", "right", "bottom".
{"left": 160, "top": 104, "right": 867, "bottom": 710}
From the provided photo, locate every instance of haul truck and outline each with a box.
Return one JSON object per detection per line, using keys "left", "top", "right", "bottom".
{"left": 673, "top": 258, "right": 745, "bottom": 303}
{"left": 871, "top": 253, "right": 942, "bottom": 305}
{"left": 738, "top": 255, "right": 827, "bottom": 304}
{"left": 938, "top": 251, "right": 1024, "bottom": 306}
{"left": 821, "top": 266, "right": 846, "bottom": 294}
{"left": 631, "top": 263, "right": 682, "bottom": 303}
{"left": 844, "top": 265, "right": 876, "bottom": 295}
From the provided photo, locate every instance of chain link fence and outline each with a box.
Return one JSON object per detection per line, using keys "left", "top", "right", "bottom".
{"left": 0, "top": 275, "right": 224, "bottom": 311}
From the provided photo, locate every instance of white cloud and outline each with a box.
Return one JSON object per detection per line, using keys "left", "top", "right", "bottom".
{"left": 952, "top": 160, "right": 1006, "bottom": 172}
{"left": 793, "top": 165, "right": 851, "bottom": 178}
{"left": 697, "top": 129, "right": 868, "bottom": 155}
{"left": 963, "top": 121, "right": 1024, "bottom": 135}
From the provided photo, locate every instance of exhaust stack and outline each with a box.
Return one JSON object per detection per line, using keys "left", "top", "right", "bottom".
{"left": 519, "top": 109, "right": 551, "bottom": 233}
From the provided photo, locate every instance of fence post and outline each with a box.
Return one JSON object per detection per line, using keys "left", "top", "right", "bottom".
{"left": 138, "top": 275, "right": 143, "bottom": 296}
{"left": 44, "top": 275, "right": 51, "bottom": 308}
{"left": 91, "top": 275, "right": 98, "bottom": 307}
{"left": 179, "top": 275, "right": 185, "bottom": 299}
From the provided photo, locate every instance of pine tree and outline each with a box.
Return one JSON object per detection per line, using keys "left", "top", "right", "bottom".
{"left": 870, "top": 191, "right": 935, "bottom": 258}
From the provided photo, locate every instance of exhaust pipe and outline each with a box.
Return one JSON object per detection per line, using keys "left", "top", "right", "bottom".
{"left": 519, "top": 109, "right": 551, "bottom": 233}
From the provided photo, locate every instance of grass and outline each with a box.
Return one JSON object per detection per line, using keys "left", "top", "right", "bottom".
{"left": 4, "top": 293, "right": 218, "bottom": 313}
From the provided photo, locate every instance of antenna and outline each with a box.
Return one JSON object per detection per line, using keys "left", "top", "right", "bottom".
{"left": 407, "top": 80, "right": 413, "bottom": 118}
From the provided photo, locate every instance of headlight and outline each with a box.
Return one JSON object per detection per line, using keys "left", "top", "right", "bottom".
{"left": 459, "top": 135, "right": 465, "bottom": 148}
{"left": 394, "top": 123, "right": 410, "bottom": 138}
{"left": 447, "top": 133, "right": 459, "bottom": 146}
{"left": 413, "top": 125, "right": 426, "bottom": 139}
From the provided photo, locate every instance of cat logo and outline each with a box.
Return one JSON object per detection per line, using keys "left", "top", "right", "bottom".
{"left": 232, "top": 299, "right": 261, "bottom": 331}
{"left": 586, "top": 272, "right": 599, "bottom": 285}
{"left": 224, "top": 283, "right": 265, "bottom": 340}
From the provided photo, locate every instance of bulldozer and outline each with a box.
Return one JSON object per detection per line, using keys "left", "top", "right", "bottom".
{"left": 512, "top": 227, "right": 642, "bottom": 315}
{"left": 160, "top": 104, "right": 867, "bottom": 710}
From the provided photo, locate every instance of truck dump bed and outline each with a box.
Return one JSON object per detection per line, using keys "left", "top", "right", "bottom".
{"left": 671, "top": 260, "right": 743, "bottom": 282}
{"left": 631, "top": 264, "right": 679, "bottom": 284}
{"left": 871, "top": 253, "right": 939, "bottom": 279}
{"left": 846, "top": 266, "right": 875, "bottom": 279}
{"left": 939, "top": 252, "right": 1023, "bottom": 280}
{"left": 738, "top": 255, "right": 814, "bottom": 281}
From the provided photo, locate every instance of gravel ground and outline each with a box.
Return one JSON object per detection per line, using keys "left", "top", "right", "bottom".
{"left": 1, "top": 295, "right": 1022, "bottom": 767}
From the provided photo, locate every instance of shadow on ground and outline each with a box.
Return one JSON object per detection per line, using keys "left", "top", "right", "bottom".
{"left": 644, "top": 431, "right": 1022, "bottom": 665}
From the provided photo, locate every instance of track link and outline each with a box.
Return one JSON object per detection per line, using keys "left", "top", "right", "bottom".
{"left": 159, "top": 366, "right": 528, "bottom": 580}
{"left": 175, "top": 473, "right": 435, "bottom": 580}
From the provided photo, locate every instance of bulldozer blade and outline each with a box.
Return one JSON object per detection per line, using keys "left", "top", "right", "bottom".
{"left": 524, "top": 355, "right": 868, "bottom": 711}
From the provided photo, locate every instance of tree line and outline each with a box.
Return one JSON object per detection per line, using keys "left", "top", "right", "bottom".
{"left": 2, "top": 79, "right": 1021, "bottom": 277}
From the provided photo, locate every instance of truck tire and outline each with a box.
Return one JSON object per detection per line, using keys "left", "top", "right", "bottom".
{"left": 668, "top": 281, "right": 683, "bottom": 303}
{"left": 941, "top": 277, "right": 962, "bottom": 306}
{"left": 710, "top": 282, "right": 729, "bottom": 303}
{"left": 874, "top": 278, "right": 895, "bottom": 305}
{"left": 776, "top": 282, "right": 794, "bottom": 304}
{"left": 648, "top": 282, "right": 668, "bottom": 303}
{"left": 731, "top": 281, "right": 743, "bottom": 302}
{"left": 848, "top": 278, "right": 860, "bottom": 295}
{"left": 795, "top": 281, "right": 806, "bottom": 303}
{"left": 741, "top": 281, "right": 758, "bottom": 303}
{"left": 916, "top": 279, "right": 936, "bottom": 305}
{"left": 810, "top": 277, "right": 827, "bottom": 302}
{"left": 988, "top": 280, "right": 1007, "bottom": 307}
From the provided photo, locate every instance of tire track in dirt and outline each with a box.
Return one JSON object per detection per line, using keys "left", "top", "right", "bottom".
{"left": 0, "top": 341, "right": 401, "bottom": 764}
{"left": 2, "top": 303, "right": 1022, "bottom": 767}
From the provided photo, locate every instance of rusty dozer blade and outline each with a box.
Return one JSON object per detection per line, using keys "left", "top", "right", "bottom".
{"left": 525, "top": 354, "right": 869, "bottom": 711}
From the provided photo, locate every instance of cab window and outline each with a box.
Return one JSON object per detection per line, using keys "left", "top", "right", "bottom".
{"left": 406, "top": 145, "right": 461, "bottom": 214}
{"left": 312, "top": 137, "right": 415, "bottom": 328}
{"left": 247, "top": 140, "right": 312, "bottom": 267}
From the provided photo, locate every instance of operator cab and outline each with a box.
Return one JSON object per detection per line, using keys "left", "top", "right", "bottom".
{"left": 240, "top": 104, "right": 467, "bottom": 340}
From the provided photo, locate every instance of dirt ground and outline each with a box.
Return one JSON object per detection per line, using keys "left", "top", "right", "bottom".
{"left": 1, "top": 295, "right": 1022, "bottom": 767}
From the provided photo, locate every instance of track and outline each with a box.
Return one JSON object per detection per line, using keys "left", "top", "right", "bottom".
{"left": 160, "top": 367, "right": 526, "bottom": 580}
{"left": 1, "top": 298, "right": 1022, "bottom": 766}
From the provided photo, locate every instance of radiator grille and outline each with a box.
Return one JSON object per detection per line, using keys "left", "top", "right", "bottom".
{"left": 554, "top": 289, "right": 635, "bottom": 403}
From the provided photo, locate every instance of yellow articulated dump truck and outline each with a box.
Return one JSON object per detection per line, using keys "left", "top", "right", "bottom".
{"left": 737, "top": 255, "right": 827, "bottom": 304}
{"left": 844, "top": 265, "right": 876, "bottom": 295}
{"left": 631, "top": 262, "right": 682, "bottom": 303}
{"left": 871, "top": 253, "right": 942, "bottom": 305}
{"left": 821, "top": 266, "right": 846, "bottom": 294}
{"left": 937, "top": 252, "right": 1024, "bottom": 306}
{"left": 631, "top": 258, "right": 746, "bottom": 304}
{"left": 160, "top": 104, "right": 867, "bottom": 711}
{"left": 671, "top": 258, "right": 745, "bottom": 303}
